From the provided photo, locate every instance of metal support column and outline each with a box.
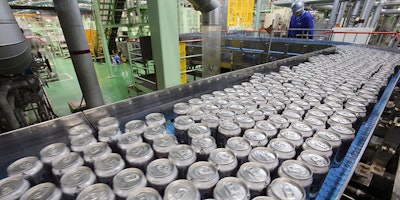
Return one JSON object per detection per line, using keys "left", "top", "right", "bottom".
{"left": 255, "top": 0, "right": 263, "bottom": 30}
{"left": 370, "top": 0, "right": 385, "bottom": 28}
{"left": 359, "top": 0, "right": 375, "bottom": 27}
{"left": 147, "top": 0, "right": 181, "bottom": 89}
{"left": 328, "top": 0, "right": 341, "bottom": 29}
{"left": 348, "top": 0, "right": 362, "bottom": 27}
{"left": 336, "top": 1, "right": 348, "bottom": 27}
{"left": 53, "top": 0, "right": 105, "bottom": 108}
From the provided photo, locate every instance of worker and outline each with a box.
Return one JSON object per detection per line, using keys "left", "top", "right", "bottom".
{"left": 288, "top": 0, "right": 314, "bottom": 39}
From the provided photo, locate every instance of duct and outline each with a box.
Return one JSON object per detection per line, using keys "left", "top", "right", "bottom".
{"left": 0, "top": 0, "right": 32, "bottom": 76}
{"left": 189, "top": 0, "right": 220, "bottom": 13}
{"left": 349, "top": 0, "right": 362, "bottom": 27}
{"left": 370, "top": 0, "right": 385, "bottom": 28}
{"left": 53, "top": 0, "right": 104, "bottom": 108}
{"left": 328, "top": 0, "right": 341, "bottom": 29}
{"left": 336, "top": 1, "right": 348, "bottom": 26}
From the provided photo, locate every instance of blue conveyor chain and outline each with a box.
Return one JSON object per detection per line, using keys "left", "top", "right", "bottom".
{"left": 316, "top": 70, "right": 400, "bottom": 200}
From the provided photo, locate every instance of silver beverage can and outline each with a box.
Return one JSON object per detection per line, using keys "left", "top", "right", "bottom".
{"left": 277, "top": 160, "right": 313, "bottom": 190}
{"left": 292, "top": 100, "right": 311, "bottom": 111}
{"left": 248, "top": 147, "right": 279, "bottom": 177}
{"left": 228, "top": 104, "right": 246, "bottom": 115}
{"left": 314, "top": 104, "right": 334, "bottom": 117}
{"left": 188, "top": 123, "right": 211, "bottom": 145}
{"left": 325, "top": 100, "right": 343, "bottom": 112}
{"left": 117, "top": 132, "right": 143, "bottom": 154}
{"left": 143, "top": 124, "right": 167, "bottom": 145}
{"left": 125, "top": 142, "right": 154, "bottom": 172}
{"left": 252, "top": 196, "right": 273, "bottom": 200}
{"left": 240, "top": 100, "right": 258, "bottom": 110}
{"left": 52, "top": 152, "right": 84, "bottom": 181}
{"left": 234, "top": 114, "right": 256, "bottom": 134}
{"left": 191, "top": 136, "right": 217, "bottom": 161}
{"left": 0, "top": 176, "right": 30, "bottom": 200}
{"left": 98, "top": 126, "right": 121, "bottom": 152}
{"left": 217, "top": 109, "right": 236, "bottom": 121}
{"left": 124, "top": 120, "right": 147, "bottom": 134}
{"left": 289, "top": 121, "right": 314, "bottom": 138}
{"left": 201, "top": 94, "right": 216, "bottom": 104}
{"left": 174, "top": 115, "right": 195, "bottom": 144}
{"left": 83, "top": 142, "right": 112, "bottom": 168}
{"left": 152, "top": 134, "right": 178, "bottom": 158}
{"left": 94, "top": 153, "right": 125, "bottom": 185}
{"left": 213, "top": 177, "right": 250, "bottom": 200}
{"left": 168, "top": 144, "right": 197, "bottom": 179}
{"left": 187, "top": 109, "right": 205, "bottom": 123}
{"left": 246, "top": 109, "right": 266, "bottom": 122}
{"left": 164, "top": 179, "right": 201, "bottom": 200}
{"left": 76, "top": 183, "right": 115, "bottom": 200}
{"left": 254, "top": 120, "right": 278, "bottom": 139}
{"left": 113, "top": 168, "right": 147, "bottom": 199}
{"left": 267, "top": 115, "right": 289, "bottom": 130}
{"left": 212, "top": 91, "right": 228, "bottom": 100}
{"left": 297, "top": 150, "right": 330, "bottom": 198}
{"left": 40, "top": 143, "right": 70, "bottom": 166}
{"left": 282, "top": 110, "right": 302, "bottom": 123}
{"left": 145, "top": 113, "right": 166, "bottom": 127}
{"left": 70, "top": 133, "right": 97, "bottom": 155}
{"left": 305, "top": 109, "right": 328, "bottom": 122}
{"left": 314, "top": 129, "right": 342, "bottom": 161}
{"left": 277, "top": 129, "right": 304, "bottom": 150}
{"left": 267, "top": 138, "right": 296, "bottom": 164}
{"left": 226, "top": 137, "right": 252, "bottom": 166}
{"left": 173, "top": 102, "right": 191, "bottom": 116}
{"left": 98, "top": 117, "right": 120, "bottom": 131}
{"left": 208, "top": 148, "right": 238, "bottom": 178}
{"left": 267, "top": 177, "right": 306, "bottom": 200}
{"left": 201, "top": 114, "right": 220, "bottom": 139}
{"left": 214, "top": 99, "right": 230, "bottom": 109}
{"left": 243, "top": 129, "right": 268, "bottom": 147}
{"left": 217, "top": 120, "right": 241, "bottom": 148}
{"left": 258, "top": 103, "right": 278, "bottom": 117}
{"left": 329, "top": 124, "right": 356, "bottom": 164}
{"left": 303, "top": 116, "right": 326, "bottom": 131}
{"left": 68, "top": 124, "right": 93, "bottom": 140}
{"left": 188, "top": 98, "right": 204, "bottom": 110}
{"left": 302, "top": 138, "right": 333, "bottom": 159}
{"left": 268, "top": 99, "right": 286, "bottom": 113}
{"left": 236, "top": 162, "right": 271, "bottom": 198}
{"left": 331, "top": 110, "right": 357, "bottom": 124}
{"left": 20, "top": 182, "right": 62, "bottom": 200}
{"left": 345, "top": 106, "right": 367, "bottom": 118}
{"left": 186, "top": 161, "right": 219, "bottom": 199}
{"left": 146, "top": 159, "right": 178, "bottom": 195}
{"left": 202, "top": 104, "right": 220, "bottom": 115}
{"left": 127, "top": 187, "right": 162, "bottom": 200}
{"left": 327, "top": 115, "right": 353, "bottom": 128}
{"left": 60, "top": 166, "right": 96, "bottom": 200}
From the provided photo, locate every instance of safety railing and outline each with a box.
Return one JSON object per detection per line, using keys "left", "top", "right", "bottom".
{"left": 323, "top": 30, "right": 400, "bottom": 47}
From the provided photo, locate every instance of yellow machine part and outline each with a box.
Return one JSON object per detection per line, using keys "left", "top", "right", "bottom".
{"left": 227, "top": 0, "right": 255, "bottom": 29}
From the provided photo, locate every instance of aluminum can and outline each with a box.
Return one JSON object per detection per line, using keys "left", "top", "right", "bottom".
{"left": 113, "top": 168, "right": 147, "bottom": 199}
{"left": 124, "top": 120, "right": 147, "bottom": 134}
{"left": 191, "top": 136, "right": 217, "bottom": 161}
{"left": 345, "top": 106, "right": 367, "bottom": 118}
{"left": 126, "top": 187, "right": 161, "bottom": 200}
{"left": 214, "top": 99, "right": 230, "bottom": 109}
{"left": 212, "top": 91, "right": 227, "bottom": 100}
{"left": 240, "top": 100, "right": 258, "bottom": 110}
{"left": 188, "top": 98, "right": 204, "bottom": 110}
{"left": 213, "top": 177, "right": 250, "bottom": 200}
{"left": 234, "top": 114, "right": 256, "bottom": 134}
{"left": 268, "top": 99, "right": 286, "bottom": 113}
{"left": 98, "top": 126, "right": 121, "bottom": 152}
{"left": 201, "top": 114, "right": 220, "bottom": 139}
{"left": 331, "top": 109, "right": 357, "bottom": 124}
{"left": 258, "top": 103, "right": 278, "bottom": 117}
{"left": 187, "top": 161, "right": 219, "bottom": 199}
{"left": 68, "top": 124, "right": 93, "bottom": 140}
{"left": 164, "top": 179, "right": 201, "bottom": 200}
{"left": 246, "top": 109, "right": 265, "bottom": 122}
{"left": 98, "top": 117, "right": 120, "bottom": 131}
{"left": 117, "top": 132, "right": 142, "bottom": 154}
{"left": 201, "top": 94, "right": 216, "bottom": 104}
{"left": 254, "top": 120, "right": 277, "bottom": 139}
{"left": 302, "top": 138, "right": 333, "bottom": 158}
{"left": 0, "top": 176, "right": 30, "bottom": 200}
{"left": 83, "top": 142, "right": 112, "bottom": 168}
{"left": 174, "top": 115, "right": 195, "bottom": 144}
{"left": 40, "top": 143, "right": 70, "bottom": 166}
{"left": 289, "top": 121, "right": 314, "bottom": 138}
{"left": 145, "top": 113, "right": 166, "bottom": 127}
{"left": 252, "top": 196, "right": 273, "bottom": 200}
{"left": 303, "top": 116, "right": 326, "bottom": 131}
{"left": 292, "top": 100, "right": 311, "bottom": 111}
{"left": 282, "top": 110, "right": 302, "bottom": 123}
{"left": 125, "top": 142, "right": 154, "bottom": 172}
{"left": 267, "top": 177, "right": 306, "bottom": 200}
{"left": 143, "top": 124, "right": 166, "bottom": 145}
{"left": 267, "top": 115, "right": 289, "bottom": 130}
{"left": 52, "top": 152, "right": 84, "bottom": 182}
{"left": 236, "top": 162, "right": 271, "bottom": 198}
{"left": 325, "top": 100, "right": 343, "bottom": 112}
{"left": 314, "top": 104, "right": 334, "bottom": 117}
{"left": 217, "top": 120, "right": 241, "bottom": 148}
{"left": 146, "top": 159, "right": 178, "bottom": 195}
{"left": 188, "top": 123, "right": 211, "bottom": 145}
{"left": 277, "top": 129, "right": 304, "bottom": 152}
{"left": 76, "top": 183, "right": 115, "bottom": 200}
{"left": 70, "top": 133, "right": 97, "bottom": 155}
{"left": 152, "top": 134, "right": 178, "bottom": 158}
{"left": 327, "top": 115, "right": 353, "bottom": 128}
{"left": 173, "top": 102, "right": 191, "bottom": 116}
{"left": 208, "top": 148, "right": 238, "bottom": 178}
{"left": 187, "top": 109, "right": 205, "bottom": 123}
{"left": 226, "top": 137, "right": 252, "bottom": 166}
{"left": 20, "top": 182, "right": 61, "bottom": 200}
{"left": 248, "top": 147, "right": 279, "bottom": 178}
{"left": 217, "top": 109, "right": 236, "bottom": 121}
{"left": 202, "top": 104, "right": 220, "bottom": 114}
{"left": 267, "top": 138, "right": 296, "bottom": 165}
{"left": 60, "top": 166, "right": 96, "bottom": 200}
{"left": 94, "top": 153, "right": 125, "bottom": 185}
{"left": 329, "top": 125, "right": 356, "bottom": 164}
{"left": 243, "top": 129, "right": 268, "bottom": 147}
{"left": 277, "top": 160, "right": 313, "bottom": 190}
{"left": 297, "top": 150, "right": 330, "bottom": 198}
{"left": 168, "top": 144, "right": 197, "bottom": 179}
{"left": 305, "top": 109, "right": 328, "bottom": 122}
{"left": 228, "top": 104, "right": 246, "bottom": 115}
{"left": 314, "top": 129, "right": 342, "bottom": 162}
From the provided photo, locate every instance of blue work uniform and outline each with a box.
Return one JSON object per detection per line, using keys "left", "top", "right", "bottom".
{"left": 288, "top": 11, "right": 314, "bottom": 39}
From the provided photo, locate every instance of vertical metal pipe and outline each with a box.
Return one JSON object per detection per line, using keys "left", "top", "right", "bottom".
{"left": 343, "top": 3, "right": 354, "bottom": 27}
{"left": 370, "top": 0, "right": 385, "bottom": 28}
{"left": 336, "top": 1, "right": 348, "bottom": 26}
{"left": 348, "top": 0, "right": 362, "bottom": 27}
{"left": 255, "top": 0, "right": 263, "bottom": 30}
{"left": 359, "top": 0, "right": 375, "bottom": 27}
{"left": 328, "top": 0, "right": 341, "bottom": 29}
{"left": 53, "top": 0, "right": 104, "bottom": 108}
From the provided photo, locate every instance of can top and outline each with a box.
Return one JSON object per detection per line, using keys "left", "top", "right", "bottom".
{"left": 191, "top": 136, "right": 216, "bottom": 149}
{"left": 304, "top": 138, "right": 332, "bottom": 152}
{"left": 247, "top": 109, "right": 265, "bottom": 118}
{"left": 98, "top": 126, "right": 121, "bottom": 142}
{"left": 52, "top": 152, "right": 83, "bottom": 174}
{"left": 94, "top": 153, "right": 125, "bottom": 177}
{"left": 249, "top": 147, "right": 278, "bottom": 164}
{"left": 127, "top": 187, "right": 162, "bottom": 200}
{"left": 187, "top": 161, "right": 219, "bottom": 182}
{"left": 60, "top": 166, "right": 96, "bottom": 188}
{"left": 252, "top": 196, "right": 273, "bottom": 200}
{"left": 202, "top": 104, "right": 220, "bottom": 113}
{"left": 168, "top": 145, "right": 196, "bottom": 164}
{"left": 174, "top": 116, "right": 195, "bottom": 129}
{"left": 254, "top": 120, "right": 277, "bottom": 136}
{"left": 228, "top": 104, "right": 246, "bottom": 113}
{"left": 234, "top": 115, "right": 255, "bottom": 128}
{"left": 126, "top": 142, "right": 153, "bottom": 159}
{"left": 279, "top": 160, "right": 313, "bottom": 180}
{"left": 345, "top": 106, "right": 366, "bottom": 114}
{"left": 282, "top": 110, "right": 302, "bottom": 120}
{"left": 209, "top": 148, "right": 237, "bottom": 166}
{"left": 124, "top": 120, "right": 147, "bottom": 133}
{"left": 243, "top": 129, "right": 268, "bottom": 142}
{"left": 201, "top": 93, "right": 215, "bottom": 101}
{"left": 268, "top": 115, "right": 289, "bottom": 126}
{"left": 218, "top": 121, "right": 241, "bottom": 135}
{"left": 145, "top": 113, "right": 166, "bottom": 126}
{"left": 212, "top": 91, "right": 227, "bottom": 98}
{"left": 329, "top": 124, "right": 356, "bottom": 136}
{"left": 304, "top": 116, "right": 325, "bottom": 127}
{"left": 328, "top": 115, "right": 352, "bottom": 126}
{"left": 146, "top": 159, "right": 176, "bottom": 178}
{"left": 298, "top": 150, "right": 330, "bottom": 173}
{"left": 188, "top": 123, "right": 211, "bottom": 137}
{"left": 40, "top": 143, "right": 69, "bottom": 162}
{"left": 98, "top": 117, "right": 119, "bottom": 129}
{"left": 201, "top": 115, "right": 220, "bottom": 128}
{"left": 217, "top": 109, "right": 236, "bottom": 119}
{"left": 0, "top": 176, "right": 30, "bottom": 200}
{"left": 315, "top": 129, "right": 341, "bottom": 143}
{"left": 290, "top": 121, "right": 313, "bottom": 133}
{"left": 173, "top": 102, "right": 191, "bottom": 115}
{"left": 118, "top": 132, "right": 142, "bottom": 147}
{"left": 268, "top": 177, "right": 305, "bottom": 200}
{"left": 335, "top": 110, "right": 357, "bottom": 120}
{"left": 188, "top": 98, "right": 204, "bottom": 106}
{"left": 307, "top": 109, "right": 328, "bottom": 119}
{"left": 152, "top": 134, "right": 178, "bottom": 153}
{"left": 214, "top": 99, "right": 229, "bottom": 107}
{"left": 20, "top": 182, "right": 61, "bottom": 200}
{"left": 144, "top": 125, "right": 166, "bottom": 139}
{"left": 113, "top": 168, "right": 146, "bottom": 191}
{"left": 164, "top": 180, "right": 200, "bottom": 200}
{"left": 226, "top": 137, "right": 252, "bottom": 153}
{"left": 187, "top": 109, "right": 205, "bottom": 118}
{"left": 278, "top": 129, "right": 303, "bottom": 142}
{"left": 213, "top": 177, "right": 249, "bottom": 200}
{"left": 84, "top": 142, "right": 112, "bottom": 162}
{"left": 77, "top": 183, "right": 115, "bottom": 200}
{"left": 268, "top": 138, "right": 295, "bottom": 153}
{"left": 68, "top": 124, "right": 93, "bottom": 139}
{"left": 237, "top": 162, "right": 270, "bottom": 184}
{"left": 71, "top": 133, "right": 97, "bottom": 147}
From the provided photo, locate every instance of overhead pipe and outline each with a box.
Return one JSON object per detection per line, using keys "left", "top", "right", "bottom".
{"left": 381, "top": 8, "right": 400, "bottom": 14}
{"left": 189, "top": 0, "right": 220, "bottom": 25}
{"left": 370, "top": 0, "right": 385, "bottom": 28}
{"left": 0, "top": 0, "right": 32, "bottom": 76}
{"left": 348, "top": 0, "right": 362, "bottom": 27}
{"left": 328, "top": 0, "right": 341, "bottom": 29}
{"left": 53, "top": 0, "right": 104, "bottom": 108}
{"left": 335, "top": 1, "right": 348, "bottom": 26}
